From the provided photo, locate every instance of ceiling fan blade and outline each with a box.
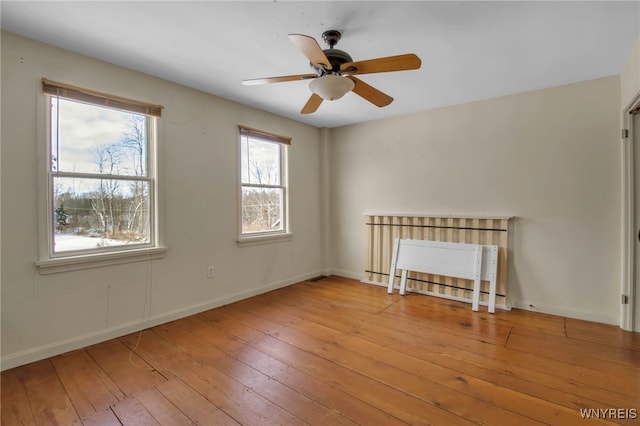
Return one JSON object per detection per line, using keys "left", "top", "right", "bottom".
{"left": 242, "top": 74, "right": 318, "bottom": 85}
{"left": 349, "top": 76, "right": 393, "bottom": 107}
{"left": 341, "top": 53, "right": 421, "bottom": 75}
{"left": 301, "top": 93, "right": 323, "bottom": 114}
{"left": 288, "top": 34, "right": 333, "bottom": 70}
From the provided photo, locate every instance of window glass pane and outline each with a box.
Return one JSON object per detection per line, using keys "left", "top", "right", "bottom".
{"left": 241, "top": 187, "right": 283, "bottom": 234}
{"left": 53, "top": 176, "right": 150, "bottom": 253}
{"left": 241, "top": 138, "right": 280, "bottom": 185}
{"left": 51, "top": 98, "right": 147, "bottom": 176}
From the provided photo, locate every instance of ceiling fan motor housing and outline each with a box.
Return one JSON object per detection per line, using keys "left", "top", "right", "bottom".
{"left": 311, "top": 48, "right": 354, "bottom": 75}
{"left": 308, "top": 30, "right": 354, "bottom": 76}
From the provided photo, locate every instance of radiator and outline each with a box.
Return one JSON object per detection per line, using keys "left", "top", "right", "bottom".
{"left": 363, "top": 214, "right": 511, "bottom": 308}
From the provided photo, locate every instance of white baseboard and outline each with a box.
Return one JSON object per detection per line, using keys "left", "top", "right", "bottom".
{"left": 509, "top": 300, "right": 618, "bottom": 325}
{"left": 327, "top": 269, "right": 362, "bottom": 280}
{"left": 359, "top": 278, "right": 617, "bottom": 325}
{"left": 1, "top": 270, "right": 324, "bottom": 371}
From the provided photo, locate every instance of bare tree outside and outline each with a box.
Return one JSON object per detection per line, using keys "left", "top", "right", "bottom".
{"left": 241, "top": 137, "right": 285, "bottom": 234}
{"left": 92, "top": 144, "right": 123, "bottom": 237}
{"left": 121, "top": 115, "right": 149, "bottom": 240}
{"left": 51, "top": 98, "right": 151, "bottom": 252}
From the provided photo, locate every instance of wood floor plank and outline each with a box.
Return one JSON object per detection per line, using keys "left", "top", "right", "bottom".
{"left": 381, "top": 313, "right": 636, "bottom": 398}
{"left": 197, "top": 309, "right": 267, "bottom": 343}
{"left": 507, "top": 327, "right": 640, "bottom": 368}
{"left": 152, "top": 316, "right": 241, "bottom": 365}
{"left": 208, "top": 350, "right": 360, "bottom": 426}
{"left": 254, "top": 335, "right": 475, "bottom": 425}
{"left": 227, "top": 342, "right": 409, "bottom": 426}
{"left": 11, "top": 360, "right": 81, "bottom": 425}
{"left": 216, "top": 300, "right": 300, "bottom": 332}
{"left": 268, "top": 286, "right": 636, "bottom": 402}
{"left": 155, "top": 378, "right": 239, "bottom": 425}
{"left": 307, "top": 279, "right": 403, "bottom": 303}
{"left": 233, "top": 296, "right": 612, "bottom": 425}
{"left": 160, "top": 314, "right": 410, "bottom": 426}
{"left": 207, "top": 313, "right": 475, "bottom": 425}
{"left": 110, "top": 396, "right": 160, "bottom": 425}
{"left": 134, "top": 387, "right": 196, "bottom": 425}
{"left": 118, "top": 328, "right": 201, "bottom": 379}
{"left": 261, "top": 319, "right": 545, "bottom": 425}
{"left": 248, "top": 282, "right": 640, "bottom": 417}
{"left": 279, "top": 281, "right": 512, "bottom": 345}
{"left": 209, "top": 296, "right": 460, "bottom": 424}
{"left": 565, "top": 318, "right": 640, "bottom": 351}
{"left": 84, "top": 339, "right": 167, "bottom": 397}
{"left": 500, "top": 309, "right": 566, "bottom": 335}
{"left": 181, "top": 364, "right": 308, "bottom": 425}
{"left": 1, "top": 368, "right": 38, "bottom": 425}
{"left": 50, "top": 349, "right": 123, "bottom": 420}
{"left": 2, "top": 276, "right": 638, "bottom": 426}
{"left": 80, "top": 408, "right": 122, "bottom": 426}
{"left": 282, "top": 283, "right": 395, "bottom": 314}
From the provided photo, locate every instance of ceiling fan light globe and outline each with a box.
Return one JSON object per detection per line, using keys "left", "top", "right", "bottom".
{"left": 309, "top": 74, "right": 355, "bottom": 100}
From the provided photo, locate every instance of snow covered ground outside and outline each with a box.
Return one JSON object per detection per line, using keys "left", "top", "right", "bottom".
{"left": 55, "top": 234, "right": 143, "bottom": 252}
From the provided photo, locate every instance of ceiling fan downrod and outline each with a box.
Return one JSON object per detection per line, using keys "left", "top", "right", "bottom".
{"left": 317, "top": 30, "right": 353, "bottom": 74}
{"left": 322, "top": 30, "right": 342, "bottom": 49}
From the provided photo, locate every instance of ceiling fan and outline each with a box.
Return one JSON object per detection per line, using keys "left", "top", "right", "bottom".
{"left": 242, "top": 30, "right": 421, "bottom": 114}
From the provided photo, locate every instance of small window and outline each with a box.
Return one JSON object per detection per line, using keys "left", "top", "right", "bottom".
{"left": 239, "top": 126, "right": 290, "bottom": 239}
{"left": 38, "top": 79, "right": 165, "bottom": 270}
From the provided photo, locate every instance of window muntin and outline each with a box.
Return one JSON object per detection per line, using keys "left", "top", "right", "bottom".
{"left": 48, "top": 97, "right": 154, "bottom": 255}
{"left": 239, "top": 127, "right": 289, "bottom": 236}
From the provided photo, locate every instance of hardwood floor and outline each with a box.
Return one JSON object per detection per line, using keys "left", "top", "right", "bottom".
{"left": 2, "top": 276, "right": 639, "bottom": 425}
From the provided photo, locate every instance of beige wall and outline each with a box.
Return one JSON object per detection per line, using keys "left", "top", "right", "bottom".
{"left": 0, "top": 29, "right": 631, "bottom": 369}
{"left": 1, "top": 32, "right": 325, "bottom": 369}
{"left": 329, "top": 76, "right": 622, "bottom": 324}
{"left": 621, "top": 37, "right": 640, "bottom": 110}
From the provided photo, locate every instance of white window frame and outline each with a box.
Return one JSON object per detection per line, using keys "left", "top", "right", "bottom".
{"left": 36, "top": 79, "right": 167, "bottom": 274}
{"left": 237, "top": 126, "right": 292, "bottom": 246}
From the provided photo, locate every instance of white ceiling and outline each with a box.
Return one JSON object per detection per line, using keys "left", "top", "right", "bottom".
{"left": 2, "top": 1, "right": 640, "bottom": 128}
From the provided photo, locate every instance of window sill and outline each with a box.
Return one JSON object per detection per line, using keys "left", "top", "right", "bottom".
{"left": 35, "top": 246, "right": 168, "bottom": 275}
{"left": 236, "top": 232, "right": 293, "bottom": 247}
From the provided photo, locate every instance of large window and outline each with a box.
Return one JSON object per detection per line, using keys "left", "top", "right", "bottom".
{"left": 239, "top": 126, "right": 290, "bottom": 239}
{"left": 38, "top": 79, "right": 165, "bottom": 269}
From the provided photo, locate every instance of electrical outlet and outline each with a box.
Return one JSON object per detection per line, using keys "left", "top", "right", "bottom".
{"left": 207, "top": 266, "right": 215, "bottom": 278}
